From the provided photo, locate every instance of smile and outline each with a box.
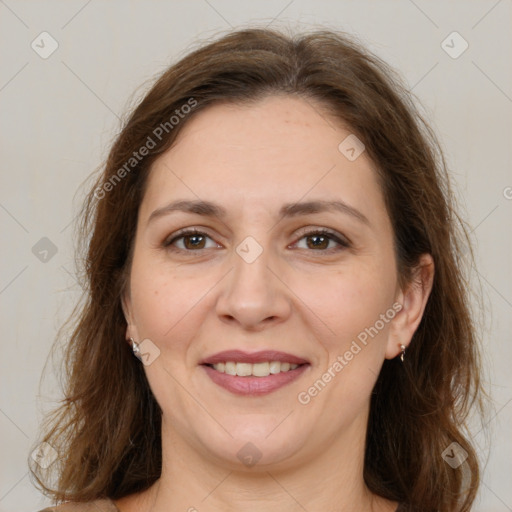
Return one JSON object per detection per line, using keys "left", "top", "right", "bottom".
{"left": 201, "top": 362, "right": 310, "bottom": 396}
{"left": 208, "top": 361, "right": 300, "bottom": 377}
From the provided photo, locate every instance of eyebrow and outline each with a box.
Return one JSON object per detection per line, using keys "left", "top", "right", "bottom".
{"left": 147, "top": 199, "right": 370, "bottom": 226}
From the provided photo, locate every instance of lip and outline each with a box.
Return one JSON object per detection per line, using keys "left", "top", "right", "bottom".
{"left": 202, "top": 363, "right": 310, "bottom": 396}
{"left": 199, "top": 350, "right": 309, "bottom": 366}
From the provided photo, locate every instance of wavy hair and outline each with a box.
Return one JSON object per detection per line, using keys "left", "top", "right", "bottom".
{"left": 30, "top": 27, "right": 485, "bottom": 511}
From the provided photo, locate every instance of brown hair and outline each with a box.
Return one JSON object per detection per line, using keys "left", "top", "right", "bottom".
{"left": 30, "top": 28, "right": 485, "bottom": 511}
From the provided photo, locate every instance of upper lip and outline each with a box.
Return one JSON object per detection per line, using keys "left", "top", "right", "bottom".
{"left": 200, "top": 350, "right": 309, "bottom": 366}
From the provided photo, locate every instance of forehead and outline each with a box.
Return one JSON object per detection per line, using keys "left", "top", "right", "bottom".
{"left": 139, "top": 95, "right": 388, "bottom": 228}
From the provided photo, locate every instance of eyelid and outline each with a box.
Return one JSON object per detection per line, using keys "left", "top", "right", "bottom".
{"left": 292, "top": 227, "right": 351, "bottom": 248}
{"left": 163, "top": 228, "right": 221, "bottom": 248}
{"left": 163, "top": 226, "right": 351, "bottom": 252}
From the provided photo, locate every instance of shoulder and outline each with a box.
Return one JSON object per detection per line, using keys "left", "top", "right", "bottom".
{"left": 37, "top": 498, "right": 119, "bottom": 512}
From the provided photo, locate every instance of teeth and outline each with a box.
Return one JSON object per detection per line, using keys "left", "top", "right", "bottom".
{"left": 269, "top": 361, "right": 281, "bottom": 374}
{"left": 212, "top": 361, "right": 300, "bottom": 377}
{"left": 236, "top": 362, "right": 252, "bottom": 377}
{"left": 225, "top": 362, "right": 236, "bottom": 375}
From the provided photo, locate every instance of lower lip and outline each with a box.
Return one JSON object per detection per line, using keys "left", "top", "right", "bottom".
{"left": 201, "top": 364, "right": 310, "bottom": 396}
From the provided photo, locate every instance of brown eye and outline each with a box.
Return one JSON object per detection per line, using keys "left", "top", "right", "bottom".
{"left": 305, "top": 234, "right": 330, "bottom": 250}
{"left": 163, "top": 229, "right": 220, "bottom": 252}
{"left": 182, "top": 234, "right": 206, "bottom": 250}
{"left": 295, "top": 229, "right": 350, "bottom": 252}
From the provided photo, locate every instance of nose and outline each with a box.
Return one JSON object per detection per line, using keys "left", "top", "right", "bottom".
{"left": 215, "top": 244, "right": 292, "bottom": 331}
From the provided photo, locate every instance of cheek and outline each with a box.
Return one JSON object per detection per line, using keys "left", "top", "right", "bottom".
{"left": 129, "top": 258, "right": 192, "bottom": 341}
{"left": 295, "top": 266, "right": 396, "bottom": 424}
{"left": 293, "top": 260, "right": 396, "bottom": 346}
{"left": 129, "top": 253, "right": 224, "bottom": 350}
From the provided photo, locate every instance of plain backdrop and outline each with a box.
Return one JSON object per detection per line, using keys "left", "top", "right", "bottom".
{"left": 1, "top": 1, "right": 511, "bottom": 511}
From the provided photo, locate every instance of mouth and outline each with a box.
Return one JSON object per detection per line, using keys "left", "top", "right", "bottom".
{"left": 199, "top": 350, "right": 310, "bottom": 396}
{"left": 203, "top": 361, "right": 304, "bottom": 376}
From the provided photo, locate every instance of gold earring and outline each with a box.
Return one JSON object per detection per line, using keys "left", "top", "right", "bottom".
{"left": 399, "top": 344, "right": 406, "bottom": 362}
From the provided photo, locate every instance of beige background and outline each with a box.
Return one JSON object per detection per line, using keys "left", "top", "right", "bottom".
{"left": 1, "top": 1, "right": 511, "bottom": 510}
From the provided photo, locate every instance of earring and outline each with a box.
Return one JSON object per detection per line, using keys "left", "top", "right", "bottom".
{"left": 129, "top": 337, "right": 141, "bottom": 361}
{"left": 399, "top": 344, "right": 406, "bottom": 362}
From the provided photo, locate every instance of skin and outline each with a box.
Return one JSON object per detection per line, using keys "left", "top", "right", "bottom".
{"left": 118, "top": 95, "right": 434, "bottom": 512}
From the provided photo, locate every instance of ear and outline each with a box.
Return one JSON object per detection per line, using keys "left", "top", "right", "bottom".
{"left": 121, "top": 289, "right": 139, "bottom": 344}
{"left": 385, "top": 253, "right": 435, "bottom": 359}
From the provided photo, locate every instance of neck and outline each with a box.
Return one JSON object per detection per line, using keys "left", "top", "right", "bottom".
{"left": 123, "top": 412, "right": 398, "bottom": 512}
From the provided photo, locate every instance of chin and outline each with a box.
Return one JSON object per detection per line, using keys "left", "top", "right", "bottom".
{"left": 195, "top": 422, "right": 309, "bottom": 470}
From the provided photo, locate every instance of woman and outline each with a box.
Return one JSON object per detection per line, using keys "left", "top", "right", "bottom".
{"left": 31, "top": 27, "right": 484, "bottom": 512}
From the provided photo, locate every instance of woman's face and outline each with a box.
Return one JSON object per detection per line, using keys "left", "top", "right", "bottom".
{"left": 123, "top": 95, "right": 421, "bottom": 470}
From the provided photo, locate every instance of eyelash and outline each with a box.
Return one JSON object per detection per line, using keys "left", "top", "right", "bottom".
{"left": 162, "top": 228, "right": 350, "bottom": 254}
